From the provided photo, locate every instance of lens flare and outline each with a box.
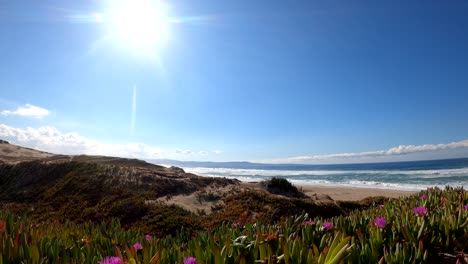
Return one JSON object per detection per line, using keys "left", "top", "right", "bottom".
{"left": 106, "top": 0, "right": 170, "bottom": 57}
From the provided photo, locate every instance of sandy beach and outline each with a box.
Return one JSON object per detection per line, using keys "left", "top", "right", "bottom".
{"left": 241, "top": 182, "right": 417, "bottom": 201}
{"left": 298, "top": 184, "right": 417, "bottom": 201}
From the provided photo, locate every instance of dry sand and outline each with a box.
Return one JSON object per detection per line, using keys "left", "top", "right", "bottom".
{"left": 159, "top": 181, "right": 417, "bottom": 213}
{"left": 240, "top": 181, "right": 416, "bottom": 201}
{"left": 156, "top": 185, "right": 238, "bottom": 214}
{"left": 0, "top": 142, "right": 53, "bottom": 163}
{"left": 299, "top": 184, "right": 416, "bottom": 201}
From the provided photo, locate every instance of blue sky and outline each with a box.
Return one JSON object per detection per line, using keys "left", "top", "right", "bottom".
{"left": 1, "top": 0, "right": 468, "bottom": 164}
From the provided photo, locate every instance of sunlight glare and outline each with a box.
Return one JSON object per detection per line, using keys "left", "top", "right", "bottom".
{"left": 107, "top": 0, "right": 170, "bottom": 57}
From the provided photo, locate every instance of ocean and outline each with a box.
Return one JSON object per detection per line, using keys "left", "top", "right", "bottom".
{"left": 178, "top": 158, "right": 468, "bottom": 191}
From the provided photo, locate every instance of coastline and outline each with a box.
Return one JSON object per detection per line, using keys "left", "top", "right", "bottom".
{"left": 182, "top": 159, "right": 468, "bottom": 194}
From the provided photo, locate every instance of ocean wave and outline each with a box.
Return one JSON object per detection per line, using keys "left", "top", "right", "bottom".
{"left": 288, "top": 179, "right": 425, "bottom": 191}
{"left": 182, "top": 166, "right": 468, "bottom": 191}
{"left": 184, "top": 166, "right": 468, "bottom": 177}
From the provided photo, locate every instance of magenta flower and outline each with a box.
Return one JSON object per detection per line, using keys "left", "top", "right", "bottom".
{"left": 133, "top": 242, "right": 143, "bottom": 250}
{"left": 99, "top": 257, "right": 122, "bottom": 264}
{"left": 323, "top": 222, "right": 333, "bottom": 230}
{"left": 303, "top": 220, "right": 314, "bottom": 226}
{"left": 145, "top": 234, "right": 152, "bottom": 240}
{"left": 421, "top": 194, "right": 428, "bottom": 200}
{"left": 413, "top": 206, "right": 427, "bottom": 215}
{"left": 184, "top": 257, "right": 197, "bottom": 264}
{"left": 464, "top": 204, "right": 468, "bottom": 210}
{"left": 374, "top": 217, "right": 387, "bottom": 229}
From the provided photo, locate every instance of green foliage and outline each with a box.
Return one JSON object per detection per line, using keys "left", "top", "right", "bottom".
{"left": 0, "top": 159, "right": 239, "bottom": 236}
{"left": 263, "top": 177, "right": 308, "bottom": 198}
{"left": 1, "top": 187, "right": 467, "bottom": 263}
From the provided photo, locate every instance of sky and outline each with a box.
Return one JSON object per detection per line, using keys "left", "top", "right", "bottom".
{"left": 1, "top": 0, "right": 468, "bottom": 164}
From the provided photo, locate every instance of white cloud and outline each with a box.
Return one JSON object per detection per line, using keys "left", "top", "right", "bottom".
{"left": 266, "top": 139, "right": 468, "bottom": 164}
{"left": 2, "top": 124, "right": 466, "bottom": 164}
{"left": 0, "top": 124, "right": 208, "bottom": 160}
{"left": 1, "top": 104, "right": 49, "bottom": 119}
{"left": 175, "top": 149, "right": 194, "bottom": 155}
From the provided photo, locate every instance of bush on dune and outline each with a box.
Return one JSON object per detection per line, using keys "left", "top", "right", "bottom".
{"left": 262, "top": 177, "right": 309, "bottom": 198}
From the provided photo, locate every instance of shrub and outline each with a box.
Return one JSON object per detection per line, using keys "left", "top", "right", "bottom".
{"left": 262, "top": 177, "right": 309, "bottom": 198}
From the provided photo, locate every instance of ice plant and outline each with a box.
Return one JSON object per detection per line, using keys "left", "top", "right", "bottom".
{"left": 374, "top": 217, "right": 387, "bottom": 229}
{"left": 442, "top": 197, "right": 448, "bottom": 204}
{"left": 2, "top": 186, "right": 468, "bottom": 263}
{"left": 184, "top": 257, "right": 197, "bottom": 264}
{"left": 145, "top": 234, "right": 152, "bottom": 240}
{"left": 413, "top": 206, "right": 427, "bottom": 215}
{"left": 421, "top": 194, "right": 428, "bottom": 200}
{"left": 323, "top": 222, "right": 333, "bottom": 230}
{"left": 133, "top": 242, "right": 143, "bottom": 250}
{"left": 99, "top": 257, "right": 122, "bottom": 264}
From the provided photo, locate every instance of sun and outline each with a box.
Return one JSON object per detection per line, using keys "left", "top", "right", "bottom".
{"left": 106, "top": 0, "right": 170, "bottom": 57}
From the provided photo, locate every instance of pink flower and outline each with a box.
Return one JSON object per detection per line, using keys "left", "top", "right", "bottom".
{"left": 421, "top": 194, "right": 428, "bottom": 200}
{"left": 378, "top": 204, "right": 384, "bottom": 208}
{"left": 323, "top": 222, "right": 333, "bottom": 230}
{"left": 184, "top": 257, "right": 197, "bottom": 264}
{"left": 232, "top": 222, "right": 241, "bottom": 228}
{"left": 303, "top": 220, "right": 314, "bottom": 226}
{"left": 99, "top": 257, "right": 122, "bottom": 264}
{"left": 374, "top": 217, "right": 387, "bottom": 229}
{"left": 145, "top": 234, "right": 152, "bottom": 240}
{"left": 133, "top": 242, "right": 143, "bottom": 250}
{"left": 464, "top": 204, "right": 468, "bottom": 210}
{"left": 427, "top": 187, "right": 433, "bottom": 191}
{"left": 413, "top": 206, "right": 427, "bottom": 216}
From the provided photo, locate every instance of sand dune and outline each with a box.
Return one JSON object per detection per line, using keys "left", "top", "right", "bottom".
{"left": 0, "top": 140, "right": 53, "bottom": 163}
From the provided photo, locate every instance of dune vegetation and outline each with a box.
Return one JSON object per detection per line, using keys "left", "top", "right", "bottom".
{"left": 1, "top": 186, "right": 467, "bottom": 263}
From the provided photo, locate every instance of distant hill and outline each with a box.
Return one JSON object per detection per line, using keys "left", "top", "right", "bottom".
{"left": 0, "top": 139, "right": 53, "bottom": 163}
{"left": 150, "top": 158, "right": 259, "bottom": 168}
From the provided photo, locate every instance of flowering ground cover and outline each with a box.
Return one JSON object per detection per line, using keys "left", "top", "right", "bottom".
{"left": 0, "top": 186, "right": 467, "bottom": 263}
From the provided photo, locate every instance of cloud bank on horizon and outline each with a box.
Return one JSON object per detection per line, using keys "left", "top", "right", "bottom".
{"left": 1, "top": 123, "right": 467, "bottom": 164}
{"left": 1, "top": 104, "right": 49, "bottom": 119}
{"left": 0, "top": 124, "right": 216, "bottom": 160}
{"left": 267, "top": 140, "right": 468, "bottom": 164}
